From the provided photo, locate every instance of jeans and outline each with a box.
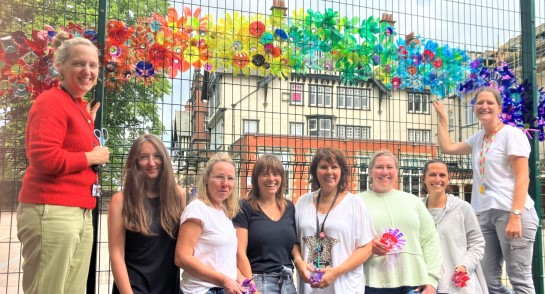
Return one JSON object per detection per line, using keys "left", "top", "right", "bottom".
{"left": 479, "top": 208, "right": 538, "bottom": 294}
{"left": 254, "top": 272, "right": 297, "bottom": 294}
{"left": 205, "top": 288, "right": 226, "bottom": 294}
{"left": 365, "top": 286, "right": 420, "bottom": 294}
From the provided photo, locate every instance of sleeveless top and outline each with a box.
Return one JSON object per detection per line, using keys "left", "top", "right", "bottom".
{"left": 112, "top": 196, "right": 180, "bottom": 294}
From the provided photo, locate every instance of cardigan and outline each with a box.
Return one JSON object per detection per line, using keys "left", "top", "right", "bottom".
{"left": 19, "top": 87, "right": 99, "bottom": 209}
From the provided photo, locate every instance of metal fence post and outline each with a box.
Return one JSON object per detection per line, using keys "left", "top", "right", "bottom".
{"left": 87, "top": 0, "right": 107, "bottom": 292}
{"left": 520, "top": 0, "right": 544, "bottom": 292}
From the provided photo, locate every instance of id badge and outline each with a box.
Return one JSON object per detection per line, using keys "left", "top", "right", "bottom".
{"left": 92, "top": 184, "right": 102, "bottom": 197}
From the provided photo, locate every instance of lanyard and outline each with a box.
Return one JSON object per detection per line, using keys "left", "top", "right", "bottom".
{"left": 315, "top": 189, "right": 340, "bottom": 238}
{"left": 478, "top": 123, "right": 501, "bottom": 192}
{"left": 59, "top": 85, "right": 100, "bottom": 176}
{"left": 314, "top": 189, "right": 340, "bottom": 268}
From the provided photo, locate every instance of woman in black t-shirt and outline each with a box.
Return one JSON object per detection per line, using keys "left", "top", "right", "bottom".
{"left": 233, "top": 154, "right": 297, "bottom": 294}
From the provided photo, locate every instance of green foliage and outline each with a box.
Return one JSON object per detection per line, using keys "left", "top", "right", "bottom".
{"left": 0, "top": 0, "right": 172, "bottom": 186}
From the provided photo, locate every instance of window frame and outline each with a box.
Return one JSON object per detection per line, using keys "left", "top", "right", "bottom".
{"left": 337, "top": 87, "right": 370, "bottom": 110}
{"left": 408, "top": 129, "right": 431, "bottom": 143}
{"left": 243, "top": 119, "right": 259, "bottom": 135}
{"left": 337, "top": 125, "right": 371, "bottom": 139}
{"left": 464, "top": 103, "right": 478, "bottom": 126}
{"left": 408, "top": 92, "right": 430, "bottom": 114}
{"left": 289, "top": 122, "right": 304, "bottom": 136}
{"left": 308, "top": 116, "right": 333, "bottom": 137}
{"left": 309, "top": 85, "right": 333, "bottom": 107}
{"left": 290, "top": 83, "right": 304, "bottom": 105}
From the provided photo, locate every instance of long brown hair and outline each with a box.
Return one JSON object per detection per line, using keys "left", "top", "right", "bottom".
{"left": 247, "top": 154, "right": 287, "bottom": 213}
{"left": 309, "top": 148, "right": 350, "bottom": 192}
{"left": 196, "top": 152, "right": 240, "bottom": 219}
{"left": 121, "top": 134, "right": 184, "bottom": 238}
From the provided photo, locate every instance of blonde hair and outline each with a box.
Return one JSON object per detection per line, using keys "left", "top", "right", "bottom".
{"left": 474, "top": 86, "right": 503, "bottom": 106}
{"left": 54, "top": 36, "right": 98, "bottom": 66}
{"left": 121, "top": 134, "right": 185, "bottom": 238}
{"left": 368, "top": 150, "right": 399, "bottom": 185}
{"left": 196, "top": 152, "right": 240, "bottom": 219}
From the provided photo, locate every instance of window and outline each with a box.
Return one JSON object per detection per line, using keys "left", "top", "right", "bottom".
{"left": 408, "top": 93, "right": 430, "bottom": 114}
{"left": 309, "top": 85, "right": 332, "bottom": 107}
{"left": 308, "top": 116, "right": 333, "bottom": 137}
{"left": 448, "top": 109, "right": 455, "bottom": 131}
{"left": 257, "top": 152, "right": 291, "bottom": 197}
{"left": 338, "top": 125, "right": 371, "bottom": 139}
{"left": 408, "top": 129, "right": 431, "bottom": 143}
{"left": 243, "top": 119, "right": 258, "bottom": 134}
{"left": 399, "top": 157, "right": 427, "bottom": 196}
{"left": 338, "top": 87, "right": 370, "bottom": 109}
{"left": 290, "top": 83, "right": 303, "bottom": 105}
{"left": 290, "top": 122, "right": 304, "bottom": 136}
{"left": 359, "top": 156, "right": 370, "bottom": 192}
{"left": 401, "top": 169, "right": 421, "bottom": 195}
{"left": 211, "top": 119, "right": 224, "bottom": 150}
{"left": 464, "top": 103, "right": 477, "bottom": 126}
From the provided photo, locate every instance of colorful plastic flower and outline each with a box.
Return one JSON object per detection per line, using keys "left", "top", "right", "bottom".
{"left": 107, "top": 20, "right": 132, "bottom": 46}
{"left": 249, "top": 21, "right": 266, "bottom": 38}
{"left": 359, "top": 16, "right": 380, "bottom": 44}
{"left": 452, "top": 271, "right": 470, "bottom": 288}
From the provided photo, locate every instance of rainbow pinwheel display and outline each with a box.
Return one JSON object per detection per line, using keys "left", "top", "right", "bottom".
{"left": 0, "top": 2, "right": 541, "bottom": 125}
{"left": 0, "top": 29, "right": 59, "bottom": 99}
{"left": 459, "top": 61, "right": 545, "bottom": 141}
{"left": 394, "top": 37, "right": 469, "bottom": 97}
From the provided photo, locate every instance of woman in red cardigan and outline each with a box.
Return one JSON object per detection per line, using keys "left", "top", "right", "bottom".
{"left": 16, "top": 33, "right": 110, "bottom": 294}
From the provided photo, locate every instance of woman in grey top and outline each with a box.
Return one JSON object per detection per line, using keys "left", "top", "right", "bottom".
{"left": 421, "top": 159, "right": 488, "bottom": 294}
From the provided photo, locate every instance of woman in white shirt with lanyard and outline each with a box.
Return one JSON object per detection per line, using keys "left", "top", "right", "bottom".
{"left": 433, "top": 87, "right": 539, "bottom": 294}
{"left": 292, "top": 147, "right": 374, "bottom": 293}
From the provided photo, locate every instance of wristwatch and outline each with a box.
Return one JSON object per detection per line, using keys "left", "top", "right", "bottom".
{"left": 511, "top": 209, "right": 522, "bottom": 216}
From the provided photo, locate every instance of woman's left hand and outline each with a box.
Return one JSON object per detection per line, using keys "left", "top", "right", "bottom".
{"left": 86, "top": 100, "right": 100, "bottom": 122}
{"left": 311, "top": 267, "right": 339, "bottom": 289}
{"left": 415, "top": 284, "right": 436, "bottom": 294}
{"left": 505, "top": 214, "right": 523, "bottom": 239}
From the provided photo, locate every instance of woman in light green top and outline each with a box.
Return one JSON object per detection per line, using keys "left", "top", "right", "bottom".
{"left": 358, "top": 150, "right": 441, "bottom": 294}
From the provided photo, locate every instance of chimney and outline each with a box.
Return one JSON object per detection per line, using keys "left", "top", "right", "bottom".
{"left": 271, "top": 0, "right": 287, "bottom": 16}
{"left": 380, "top": 13, "right": 396, "bottom": 26}
{"left": 405, "top": 32, "right": 416, "bottom": 44}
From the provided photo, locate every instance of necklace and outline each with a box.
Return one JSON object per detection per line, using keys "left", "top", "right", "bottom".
{"left": 478, "top": 123, "right": 501, "bottom": 194}
{"left": 315, "top": 190, "right": 340, "bottom": 238}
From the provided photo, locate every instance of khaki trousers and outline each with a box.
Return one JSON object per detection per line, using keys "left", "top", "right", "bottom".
{"left": 17, "top": 203, "right": 93, "bottom": 294}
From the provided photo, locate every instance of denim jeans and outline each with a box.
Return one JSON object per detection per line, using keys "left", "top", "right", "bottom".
{"left": 253, "top": 273, "right": 296, "bottom": 294}
{"left": 205, "top": 288, "right": 226, "bottom": 294}
{"left": 479, "top": 208, "right": 539, "bottom": 294}
{"left": 180, "top": 287, "right": 225, "bottom": 294}
{"left": 365, "top": 286, "right": 420, "bottom": 294}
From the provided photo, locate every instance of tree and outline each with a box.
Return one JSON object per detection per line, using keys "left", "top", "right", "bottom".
{"left": 0, "top": 0, "right": 172, "bottom": 189}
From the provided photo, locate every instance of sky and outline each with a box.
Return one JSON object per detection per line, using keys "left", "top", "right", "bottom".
{"left": 161, "top": 0, "right": 545, "bottom": 142}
